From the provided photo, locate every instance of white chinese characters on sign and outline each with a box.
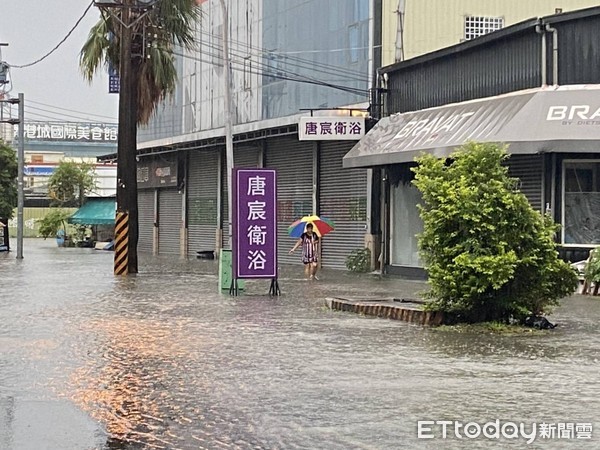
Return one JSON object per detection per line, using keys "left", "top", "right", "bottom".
{"left": 19, "top": 122, "right": 118, "bottom": 141}
{"left": 246, "top": 176, "right": 268, "bottom": 271}
{"left": 247, "top": 200, "right": 266, "bottom": 221}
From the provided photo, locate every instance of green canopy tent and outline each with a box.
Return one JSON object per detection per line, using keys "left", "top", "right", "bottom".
{"left": 68, "top": 197, "right": 116, "bottom": 225}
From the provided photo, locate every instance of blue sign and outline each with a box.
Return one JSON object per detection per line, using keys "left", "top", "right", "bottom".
{"left": 109, "top": 64, "right": 120, "bottom": 94}
{"left": 24, "top": 166, "right": 55, "bottom": 176}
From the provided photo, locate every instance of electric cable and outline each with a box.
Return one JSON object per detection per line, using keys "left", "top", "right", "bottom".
{"left": 7, "top": 1, "right": 94, "bottom": 69}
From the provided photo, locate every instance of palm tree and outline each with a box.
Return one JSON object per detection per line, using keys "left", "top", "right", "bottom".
{"left": 80, "top": 0, "right": 200, "bottom": 273}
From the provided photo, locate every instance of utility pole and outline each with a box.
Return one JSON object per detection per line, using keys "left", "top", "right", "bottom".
{"left": 0, "top": 92, "right": 23, "bottom": 259}
{"left": 16, "top": 93, "right": 24, "bottom": 259}
{"left": 94, "top": 0, "right": 154, "bottom": 273}
{"left": 219, "top": 0, "right": 234, "bottom": 249}
{"left": 116, "top": 0, "right": 139, "bottom": 273}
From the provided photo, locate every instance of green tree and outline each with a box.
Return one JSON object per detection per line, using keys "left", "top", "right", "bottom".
{"left": 0, "top": 141, "right": 18, "bottom": 219}
{"left": 48, "top": 161, "right": 96, "bottom": 207}
{"left": 412, "top": 142, "right": 578, "bottom": 323}
{"left": 80, "top": 0, "right": 199, "bottom": 273}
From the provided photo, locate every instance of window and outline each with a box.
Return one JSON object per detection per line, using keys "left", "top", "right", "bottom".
{"left": 464, "top": 16, "right": 504, "bottom": 41}
{"left": 563, "top": 161, "right": 600, "bottom": 245}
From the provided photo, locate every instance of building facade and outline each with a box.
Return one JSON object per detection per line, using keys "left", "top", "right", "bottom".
{"left": 345, "top": 7, "right": 600, "bottom": 276}
{"left": 381, "top": 0, "right": 600, "bottom": 65}
{"left": 132, "top": 0, "right": 378, "bottom": 270}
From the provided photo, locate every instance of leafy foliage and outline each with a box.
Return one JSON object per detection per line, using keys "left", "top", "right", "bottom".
{"left": 584, "top": 248, "right": 600, "bottom": 283}
{"left": 346, "top": 248, "right": 372, "bottom": 273}
{"left": 48, "top": 161, "right": 96, "bottom": 207}
{"left": 38, "top": 209, "right": 72, "bottom": 239}
{"left": 412, "top": 142, "right": 578, "bottom": 323}
{"left": 80, "top": 0, "right": 200, "bottom": 125}
{"left": 0, "top": 141, "right": 18, "bottom": 220}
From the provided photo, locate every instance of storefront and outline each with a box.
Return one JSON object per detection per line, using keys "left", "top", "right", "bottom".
{"left": 137, "top": 153, "right": 180, "bottom": 255}
{"left": 344, "top": 85, "right": 600, "bottom": 274}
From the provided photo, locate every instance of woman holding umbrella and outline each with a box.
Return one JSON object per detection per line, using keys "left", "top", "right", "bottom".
{"left": 289, "top": 223, "right": 320, "bottom": 280}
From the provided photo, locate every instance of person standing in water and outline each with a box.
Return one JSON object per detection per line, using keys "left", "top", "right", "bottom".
{"left": 289, "top": 223, "right": 320, "bottom": 280}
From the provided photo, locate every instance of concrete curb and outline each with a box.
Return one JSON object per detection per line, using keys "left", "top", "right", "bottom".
{"left": 325, "top": 297, "right": 444, "bottom": 326}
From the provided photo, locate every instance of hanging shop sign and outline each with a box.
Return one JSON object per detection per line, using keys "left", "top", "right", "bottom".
{"left": 136, "top": 157, "right": 178, "bottom": 189}
{"left": 298, "top": 116, "right": 365, "bottom": 141}
{"left": 232, "top": 168, "right": 278, "bottom": 279}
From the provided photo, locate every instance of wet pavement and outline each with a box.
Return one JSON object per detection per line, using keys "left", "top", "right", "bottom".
{"left": 1, "top": 238, "right": 600, "bottom": 449}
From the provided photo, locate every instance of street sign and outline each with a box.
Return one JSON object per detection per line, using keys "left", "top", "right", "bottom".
{"left": 232, "top": 168, "right": 277, "bottom": 279}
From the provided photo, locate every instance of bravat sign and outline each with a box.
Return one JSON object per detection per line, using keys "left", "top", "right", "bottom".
{"left": 546, "top": 105, "right": 600, "bottom": 121}
{"left": 232, "top": 168, "right": 278, "bottom": 279}
{"left": 392, "top": 111, "right": 476, "bottom": 140}
{"left": 299, "top": 117, "right": 365, "bottom": 140}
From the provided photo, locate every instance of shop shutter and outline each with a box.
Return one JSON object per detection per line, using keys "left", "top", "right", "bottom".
{"left": 507, "top": 155, "right": 543, "bottom": 212}
{"left": 158, "top": 188, "right": 182, "bottom": 255}
{"left": 319, "top": 142, "right": 368, "bottom": 269}
{"left": 187, "top": 149, "right": 219, "bottom": 256}
{"left": 265, "top": 137, "right": 314, "bottom": 266}
{"left": 138, "top": 189, "right": 155, "bottom": 254}
{"left": 221, "top": 144, "right": 261, "bottom": 248}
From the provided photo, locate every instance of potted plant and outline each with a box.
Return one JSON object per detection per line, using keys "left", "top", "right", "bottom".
{"left": 38, "top": 209, "right": 72, "bottom": 247}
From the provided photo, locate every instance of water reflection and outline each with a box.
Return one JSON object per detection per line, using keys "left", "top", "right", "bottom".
{"left": 1, "top": 240, "right": 599, "bottom": 449}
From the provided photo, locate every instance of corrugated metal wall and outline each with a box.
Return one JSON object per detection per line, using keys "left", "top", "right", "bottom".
{"left": 551, "top": 14, "right": 600, "bottom": 85}
{"left": 319, "top": 142, "right": 368, "bottom": 269}
{"left": 158, "top": 188, "right": 182, "bottom": 255}
{"left": 506, "top": 155, "right": 544, "bottom": 212}
{"left": 221, "top": 145, "right": 262, "bottom": 248}
{"left": 138, "top": 189, "right": 155, "bottom": 254}
{"left": 187, "top": 150, "right": 219, "bottom": 256}
{"left": 386, "top": 29, "right": 542, "bottom": 114}
{"left": 265, "top": 137, "right": 314, "bottom": 266}
{"left": 384, "top": 10, "right": 600, "bottom": 114}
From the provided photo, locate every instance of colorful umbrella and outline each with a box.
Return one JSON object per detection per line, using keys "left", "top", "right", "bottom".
{"left": 288, "top": 215, "right": 335, "bottom": 238}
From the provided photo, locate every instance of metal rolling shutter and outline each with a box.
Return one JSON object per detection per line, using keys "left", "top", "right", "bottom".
{"left": 221, "top": 145, "right": 261, "bottom": 248}
{"left": 507, "top": 155, "right": 543, "bottom": 212}
{"left": 158, "top": 188, "right": 181, "bottom": 255}
{"left": 319, "top": 142, "right": 368, "bottom": 269}
{"left": 265, "top": 137, "right": 313, "bottom": 265}
{"left": 138, "top": 189, "right": 155, "bottom": 254}
{"left": 187, "top": 149, "right": 219, "bottom": 256}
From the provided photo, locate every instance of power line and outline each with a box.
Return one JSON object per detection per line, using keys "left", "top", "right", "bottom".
{"left": 171, "top": 48, "right": 369, "bottom": 97}
{"left": 25, "top": 104, "right": 117, "bottom": 123}
{"left": 8, "top": 1, "right": 94, "bottom": 69}
{"left": 195, "top": 39, "right": 368, "bottom": 84}
{"left": 194, "top": 28, "right": 370, "bottom": 81}
{"left": 27, "top": 100, "right": 118, "bottom": 121}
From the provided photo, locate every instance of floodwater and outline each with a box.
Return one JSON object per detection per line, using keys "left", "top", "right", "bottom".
{"left": 1, "top": 239, "right": 599, "bottom": 449}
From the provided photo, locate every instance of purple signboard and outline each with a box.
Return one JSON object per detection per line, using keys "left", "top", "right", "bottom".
{"left": 233, "top": 168, "right": 278, "bottom": 279}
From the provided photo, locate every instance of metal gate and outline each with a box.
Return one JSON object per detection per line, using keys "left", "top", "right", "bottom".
{"left": 158, "top": 188, "right": 181, "bottom": 255}
{"left": 507, "top": 155, "right": 543, "bottom": 212}
{"left": 265, "top": 137, "right": 313, "bottom": 266}
{"left": 221, "top": 144, "right": 262, "bottom": 248}
{"left": 187, "top": 149, "right": 219, "bottom": 256}
{"left": 138, "top": 189, "right": 155, "bottom": 254}
{"left": 319, "top": 141, "right": 368, "bottom": 269}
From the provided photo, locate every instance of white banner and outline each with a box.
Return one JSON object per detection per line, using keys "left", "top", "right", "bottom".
{"left": 298, "top": 116, "right": 365, "bottom": 140}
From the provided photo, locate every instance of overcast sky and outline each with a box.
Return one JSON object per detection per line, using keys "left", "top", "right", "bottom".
{"left": 0, "top": 0, "right": 119, "bottom": 123}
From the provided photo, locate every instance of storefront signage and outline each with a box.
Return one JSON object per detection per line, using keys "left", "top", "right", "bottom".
{"left": 16, "top": 122, "right": 118, "bottom": 142}
{"left": 546, "top": 105, "right": 600, "bottom": 123}
{"left": 137, "top": 158, "right": 178, "bottom": 188}
{"left": 232, "top": 168, "right": 277, "bottom": 279}
{"left": 299, "top": 117, "right": 365, "bottom": 140}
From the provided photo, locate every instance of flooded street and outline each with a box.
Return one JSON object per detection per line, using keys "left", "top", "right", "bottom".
{"left": 1, "top": 239, "right": 600, "bottom": 449}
